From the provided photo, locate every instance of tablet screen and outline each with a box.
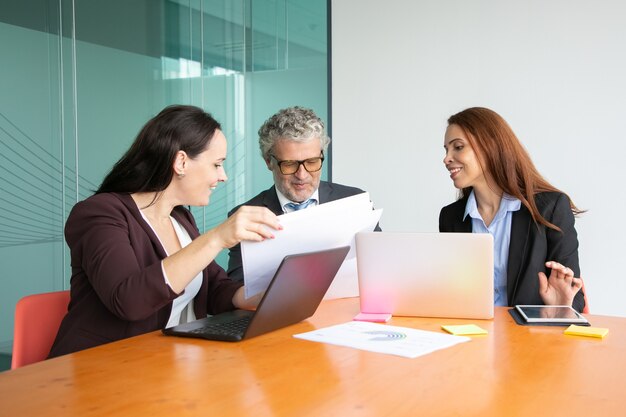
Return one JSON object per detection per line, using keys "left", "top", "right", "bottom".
{"left": 515, "top": 305, "right": 588, "bottom": 323}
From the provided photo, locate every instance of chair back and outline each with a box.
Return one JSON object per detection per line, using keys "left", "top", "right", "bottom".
{"left": 11, "top": 290, "right": 70, "bottom": 369}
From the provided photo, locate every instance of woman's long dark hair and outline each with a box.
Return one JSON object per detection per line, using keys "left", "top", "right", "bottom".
{"left": 97, "top": 105, "right": 221, "bottom": 195}
{"left": 448, "top": 107, "right": 583, "bottom": 231}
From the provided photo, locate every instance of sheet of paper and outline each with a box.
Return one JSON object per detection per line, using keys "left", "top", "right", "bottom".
{"left": 294, "top": 321, "right": 470, "bottom": 359}
{"left": 241, "top": 193, "right": 381, "bottom": 299}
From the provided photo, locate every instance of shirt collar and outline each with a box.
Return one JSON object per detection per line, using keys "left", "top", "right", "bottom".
{"left": 463, "top": 190, "right": 521, "bottom": 221}
{"left": 276, "top": 187, "right": 319, "bottom": 213}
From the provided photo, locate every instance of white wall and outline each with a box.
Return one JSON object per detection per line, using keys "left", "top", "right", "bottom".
{"left": 331, "top": 0, "right": 626, "bottom": 317}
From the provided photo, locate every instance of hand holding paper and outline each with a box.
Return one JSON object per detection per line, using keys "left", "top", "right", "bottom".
{"left": 241, "top": 193, "right": 382, "bottom": 299}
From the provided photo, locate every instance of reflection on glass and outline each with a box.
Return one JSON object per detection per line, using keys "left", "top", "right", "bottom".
{"left": 0, "top": 0, "right": 327, "bottom": 357}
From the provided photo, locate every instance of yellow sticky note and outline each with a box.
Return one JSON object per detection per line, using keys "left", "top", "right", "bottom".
{"left": 564, "top": 325, "right": 609, "bottom": 339}
{"left": 441, "top": 324, "right": 488, "bottom": 336}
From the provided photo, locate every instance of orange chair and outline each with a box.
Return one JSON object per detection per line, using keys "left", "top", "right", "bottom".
{"left": 11, "top": 290, "right": 70, "bottom": 369}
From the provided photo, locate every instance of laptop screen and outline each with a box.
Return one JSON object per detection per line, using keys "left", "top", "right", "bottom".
{"left": 356, "top": 232, "right": 494, "bottom": 319}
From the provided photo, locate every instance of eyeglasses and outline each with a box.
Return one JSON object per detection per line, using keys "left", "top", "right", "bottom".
{"left": 270, "top": 153, "right": 324, "bottom": 175}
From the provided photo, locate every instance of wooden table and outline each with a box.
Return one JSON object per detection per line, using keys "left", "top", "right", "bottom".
{"left": 0, "top": 299, "right": 624, "bottom": 416}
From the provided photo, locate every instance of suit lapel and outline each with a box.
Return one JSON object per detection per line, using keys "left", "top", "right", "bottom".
{"left": 451, "top": 198, "right": 471, "bottom": 232}
{"left": 507, "top": 207, "right": 532, "bottom": 303}
{"left": 317, "top": 181, "right": 331, "bottom": 203}
{"left": 171, "top": 208, "right": 199, "bottom": 239}
{"left": 116, "top": 193, "right": 169, "bottom": 259}
{"left": 460, "top": 217, "right": 472, "bottom": 232}
{"left": 262, "top": 186, "right": 284, "bottom": 215}
{"left": 170, "top": 207, "right": 207, "bottom": 319}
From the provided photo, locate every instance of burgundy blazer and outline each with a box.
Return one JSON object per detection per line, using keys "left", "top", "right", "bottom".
{"left": 49, "top": 193, "right": 242, "bottom": 358}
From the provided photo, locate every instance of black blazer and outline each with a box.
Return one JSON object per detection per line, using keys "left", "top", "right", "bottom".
{"left": 226, "top": 181, "right": 378, "bottom": 282}
{"left": 439, "top": 192, "right": 585, "bottom": 312}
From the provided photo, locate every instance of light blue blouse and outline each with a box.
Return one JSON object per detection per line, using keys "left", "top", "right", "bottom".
{"left": 465, "top": 191, "right": 521, "bottom": 306}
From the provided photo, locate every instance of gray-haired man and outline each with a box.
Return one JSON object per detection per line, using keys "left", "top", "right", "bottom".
{"left": 227, "top": 106, "right": 379, "bottom": 282}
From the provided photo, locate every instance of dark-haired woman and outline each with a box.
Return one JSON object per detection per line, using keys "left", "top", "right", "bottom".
{"left": 439, "top": 107, "right": 586, "bottom": 312}
{"left": 49, "top": 105, "right": 281, "bottom": 357}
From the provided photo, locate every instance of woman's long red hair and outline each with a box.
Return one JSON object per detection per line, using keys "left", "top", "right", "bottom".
{"left": 448, "top": 107, "right": 583, "bottom": 231}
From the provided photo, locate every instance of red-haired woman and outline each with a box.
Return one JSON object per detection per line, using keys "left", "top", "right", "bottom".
{"left": 439, "top": 107, "right": 586, "bottom": 312}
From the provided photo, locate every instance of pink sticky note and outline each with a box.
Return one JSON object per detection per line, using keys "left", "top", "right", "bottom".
{"left": 353, "top": 312, "right": 392, "bottom": 323}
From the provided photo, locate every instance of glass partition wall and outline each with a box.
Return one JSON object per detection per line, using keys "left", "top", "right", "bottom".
{"left": 0, "top": 0, "right": 328, "bottom": 360}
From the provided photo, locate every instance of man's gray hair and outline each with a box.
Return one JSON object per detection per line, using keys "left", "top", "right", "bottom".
{"left": 258, "top": 106, "right": 330, "bottom": 160}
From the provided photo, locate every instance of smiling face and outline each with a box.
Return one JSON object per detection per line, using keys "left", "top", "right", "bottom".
{"left": 443, "top": 124, "right": 488, "bottom": 191}
{"left": 177, "top": 129, "right": 228, "bottom": 206}
{"left": 267, "top": 138, "right": 323, "bottom": 203}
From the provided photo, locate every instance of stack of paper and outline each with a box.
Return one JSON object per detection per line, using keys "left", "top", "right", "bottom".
{"left": 242, "top": 193, "right": 382, "bottom": 299}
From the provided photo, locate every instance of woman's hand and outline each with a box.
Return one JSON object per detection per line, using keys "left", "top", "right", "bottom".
{"left": 232, "top": 286, "right": 264, "bottom": 310}
{"left": 538, "top": 261, "right": 583, "bottom": 306}
{"left": 162, "top": 207, "right": 281, "bottom": 293}
{"left": 211, "top": 206, "right": 282, "bottom": 249}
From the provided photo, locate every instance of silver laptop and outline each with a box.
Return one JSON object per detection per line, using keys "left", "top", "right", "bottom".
{"left": 356, "top": 232, "right": 494, "bottom": 319}
{"left": 163, "top": 246, "right": 350, "bottom": 341}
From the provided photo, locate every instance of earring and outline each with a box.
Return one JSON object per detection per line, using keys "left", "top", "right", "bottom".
{"left": 178, "top": 172, "right": 185, "bottom": 178}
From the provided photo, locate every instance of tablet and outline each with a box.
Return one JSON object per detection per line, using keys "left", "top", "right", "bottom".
{"left": 515, "top": 305, "right": 588, "bottom": 324}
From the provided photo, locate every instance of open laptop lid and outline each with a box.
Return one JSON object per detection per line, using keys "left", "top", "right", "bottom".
{"left": 163, "top": 246, "right": 350, "bottom": 341}
{"left": 356, "top": 232, "right": 494, "bottom": 319}
{"left": 244, "top": 245, "right": 350, "bottom": 339}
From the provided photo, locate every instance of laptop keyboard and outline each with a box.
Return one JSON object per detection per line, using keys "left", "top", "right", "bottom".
{"left": 188, "top": 316, "right": 252, "bottom": 337}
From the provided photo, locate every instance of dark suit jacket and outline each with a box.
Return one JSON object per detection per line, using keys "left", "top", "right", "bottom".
{"left": 49, "top": 193, "right": 242, "bottom": 358}
{"left": 226, "top": 181, "right": 379, "bottom": 282}
{"left": 439, "top": 191, "right": 585, "bottom": 312}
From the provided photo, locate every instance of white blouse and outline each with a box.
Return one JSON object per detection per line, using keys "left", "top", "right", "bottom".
{"left": 140, "top": 211, "right": 202, "bottom": 328}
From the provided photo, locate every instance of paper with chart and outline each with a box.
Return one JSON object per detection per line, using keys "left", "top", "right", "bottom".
{"left": 241, "top": 193, "right": 382, "bottom": 299}
{"left": 294, "top": 321, "right": 471, "bottom": 359}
